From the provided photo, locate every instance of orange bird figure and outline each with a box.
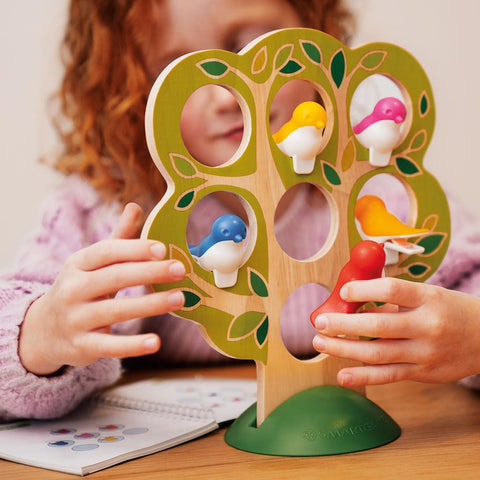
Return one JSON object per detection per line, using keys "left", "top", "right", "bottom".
{"left": 310, "top": 240, "right": 386, "bottom": 326}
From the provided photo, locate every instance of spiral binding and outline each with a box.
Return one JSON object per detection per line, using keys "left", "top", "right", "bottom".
{"left": 92, "top": 393, "right": 216, "bottom": 422}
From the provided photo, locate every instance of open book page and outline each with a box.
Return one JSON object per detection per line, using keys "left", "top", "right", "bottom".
{"left": 0, "top": 401, "right": 217, "bottom": 476}
{"left": 0, "top": 376, "right": 256, "bottom": 475}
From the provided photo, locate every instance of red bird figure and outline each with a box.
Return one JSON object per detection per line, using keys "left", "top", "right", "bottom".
{"left": 310, "top": 240, "right": 386, "bottom": 326}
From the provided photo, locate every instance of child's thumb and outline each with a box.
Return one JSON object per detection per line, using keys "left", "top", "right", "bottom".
{"left": 110, "top": 202, "right": 145, "bottom": 239}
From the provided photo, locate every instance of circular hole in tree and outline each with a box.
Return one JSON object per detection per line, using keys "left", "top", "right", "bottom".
{"left": 269, "top": 79, "right": 321, "bottom": 137}
{"left": 274, "top": 183, "right": 332, "bottom": 260}
{"left": 350, "top": 74, "right": 410, "bottom": 167}
{"left": 180, "top": 85, "right": 248, "bottom": 167}
{"left": 280, "top": 283, "right": 330, "bottom": 360}
{"left": 270, "top": 80, "right": 331, "bottom": 175}
{"left": 357, "top": 173, "right": 411, "bottom": 226}
{"left": 186, "top": 191, "right": 254, "bottom": 288}
{"left": 356, "top": 174, "right": 416, "bottom": 266}
{"left": 186, "top": 191, "right": 249, "bottom": 245}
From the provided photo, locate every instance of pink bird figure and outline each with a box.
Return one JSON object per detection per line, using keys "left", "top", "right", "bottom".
{"left": 353, "top": 97, "right": 407, "bottom": 167}
{"left": 310, "top": 240, "right": 386, "bottom": 326}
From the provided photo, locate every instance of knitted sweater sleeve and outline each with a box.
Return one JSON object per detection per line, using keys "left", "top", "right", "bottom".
{"left": 0, "top": 177, "right": 124, "bottom": 421}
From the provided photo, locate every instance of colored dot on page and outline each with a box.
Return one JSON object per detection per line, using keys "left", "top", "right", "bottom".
{"left": 48, "top": 440, "right": 74, "bottom": 447}
{"left": 98, "top": 435, "right": 124, "bottom": 443}
{"left": 99, "top": 424, "right": 124, "bottom": 430}
{"left": 74, "top": 432, "right": 100, "bottom": 439}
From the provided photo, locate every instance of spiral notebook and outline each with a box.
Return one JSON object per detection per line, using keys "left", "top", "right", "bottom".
{"left": 0, "top": 377, "right": 256, "bottom": 476}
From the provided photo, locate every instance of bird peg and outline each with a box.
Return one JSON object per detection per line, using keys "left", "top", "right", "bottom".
{"left": 352, "top": 97, "right": 407, "bottom": 167}
{"left": 272, "top": 101, "right": 327, "bottom": 174}
{"left": 188, "top": 214, "right": 247, "bottom": 288}
{"left": 355, "top": 195, "right": 429, "bottom": 265}
{"left": 310, "top": 240, "right": 386, "bottom": 325}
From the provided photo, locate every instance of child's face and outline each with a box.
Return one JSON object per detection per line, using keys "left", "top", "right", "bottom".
{"left": 144, "top": 0, "right": 316, "bottom": 166}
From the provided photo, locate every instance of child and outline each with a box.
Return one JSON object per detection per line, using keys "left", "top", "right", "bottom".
{"left": 0, "top": 0, "right": 352, "bottom": 421}
{"left": 0, "top": 0, "right": 478, "bottom": 422}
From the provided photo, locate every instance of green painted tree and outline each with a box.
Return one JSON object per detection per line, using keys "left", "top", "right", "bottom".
{"left": 142, "top": 28, "right": 450, "bottom": 423}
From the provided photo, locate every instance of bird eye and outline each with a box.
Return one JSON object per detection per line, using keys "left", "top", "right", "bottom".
{"left": 221, "top": 228, "right": 229, "bottom": 236}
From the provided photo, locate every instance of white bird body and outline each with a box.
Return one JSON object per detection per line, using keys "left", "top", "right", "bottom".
{"left": 356, "top": 120, "right": 404, "bottom": 167}
{"left": 192, "top": 240, "right": 245, "bottom": 288}
{"left": 276, "top": 125, "right": 324, "bottom": 174}
{"left": 273, "top": 101, "right": 327, "bottom": 174}
{"left": 352, "top": 97, "right": 407, "bottom": 167}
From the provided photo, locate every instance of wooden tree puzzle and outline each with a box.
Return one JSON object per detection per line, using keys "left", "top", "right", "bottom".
{"left": 142, "top": 28, "right": 450, "bottom": 455}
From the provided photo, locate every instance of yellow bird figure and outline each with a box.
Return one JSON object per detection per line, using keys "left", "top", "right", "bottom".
{"left": 273, "top": 101, "right": 327, "bottom": 174}
{"left": 355, "top": 195, "right": 430, "bottom": 265}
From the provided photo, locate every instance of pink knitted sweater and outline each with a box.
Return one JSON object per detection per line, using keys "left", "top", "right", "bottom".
{"left": 1, "top": 175, "right": 480, "bottom": 420}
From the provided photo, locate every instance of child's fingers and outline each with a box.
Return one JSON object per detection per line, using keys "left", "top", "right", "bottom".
{"left": 83, "top": 290, "right": 185, "bottom": 330}
{"left": 110, "top": 203, "right": 145, "bottom": 240}
{"left": 83, "top": 260, "right": 186, "bottom": 298}
{"left": 341, "top": 277, "right": 427, "bottom": 309}
{"left": 313, "top": 311, "right": 424, "bottom": 339}
{"left": 71, "top": 238, "right": 166, "bottom": 271}
{"left": 312, "top": 334, "right": 417, "bottom": 366}
{"left": 337, "top": 364, "right": 414, "bottom": 387}
{"left": 84, "top": 332, "right": 161, "bottom": 360}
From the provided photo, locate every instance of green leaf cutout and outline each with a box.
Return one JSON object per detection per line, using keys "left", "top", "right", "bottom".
{"left": 172, "top": 155, "right": 197, "bottom": 178}
{"left": 229, "top": 311, "right": 267, "bottom": 340}
{"left": 275, "top": 44, "right": 294, "bottom": 70}
{"left": 322, "top": 162, "right": 341, "bottom": 186}
{"left": 199, "top": 60, "right": 228, "bottom": 77}
{"left": 330, "top": 50, "right": 345, "bottom": 88}
{"left": 301, "top": 41, "right": 321, "bottom": 64}
{"left": 422, "top": 214, "right": 439, "bottom": 232}
{"left": 183, "top": 291, "right": 201, "bottom": 308}
{"left": 280, "top": 60, "right": 303, "bottom": 74}
{"left": 416, "top": 234, "right": 445, "bottom": 255}
{"left": 360, "top": 51, "right": 386, "bottom": 70}
{"left": 256, "top": 316, "right": 269, "bottom": 347}
{"left": 408, "top": 264, "right": 429, "bottom": 277}
{"left": 176, "top": 190, "right": 195, "bottom": 209}
{"left": 409, "top": 130, "right": 427, "bottom": 151}
{"left": 252, "top": 46, "right": 268, "bottom": 74}
{"left": 395, "top": 157, "right": 421, "bottom": 176}
{"left": 341, "top": 138, "right": 356, "bottom": 172}
{"left": 249, "top": 270, "right": 268, "bottom": 297}
{"left": 420, "top": 93, "right": 429, "bottom": 116}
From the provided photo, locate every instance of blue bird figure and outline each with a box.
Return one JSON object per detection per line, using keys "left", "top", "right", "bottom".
{"left": 189, "top": 214, "right": 247, "bottom": 288}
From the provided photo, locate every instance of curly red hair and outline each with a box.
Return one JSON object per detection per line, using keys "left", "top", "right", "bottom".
{"left": 52, "top": 0, "right": 353, "bottom": 209}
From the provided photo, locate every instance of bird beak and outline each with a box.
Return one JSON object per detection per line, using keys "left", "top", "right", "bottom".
{"left": 316, "top": 121, "right": 325, "bottom": 129}
{"left": 234, "top": 234, "right": 244, "bottom": 243}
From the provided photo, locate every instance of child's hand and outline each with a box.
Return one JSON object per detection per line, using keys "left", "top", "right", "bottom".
{"left": 19, "top": 203, "right": 186, "bottom": 376}
{"left": 312, "top": 277, "right": 480, "bottom": 387}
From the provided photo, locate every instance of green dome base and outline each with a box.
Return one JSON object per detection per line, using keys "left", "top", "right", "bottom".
{"left": 225, "top": 386, "right": 400, "bottom": 456}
